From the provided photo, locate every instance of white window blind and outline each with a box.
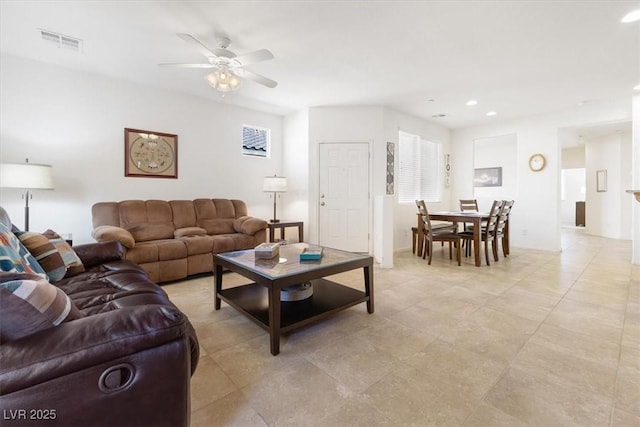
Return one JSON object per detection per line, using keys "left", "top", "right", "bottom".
{"left": 398, "top": 130, "right": 442, "bottom": 203}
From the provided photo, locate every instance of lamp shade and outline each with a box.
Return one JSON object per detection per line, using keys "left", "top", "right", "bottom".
{"left": 263, "top": 176, "right": 287, "bottom": 192}
{"left": 0, "top": 163, "right": 54, "bottom": 189}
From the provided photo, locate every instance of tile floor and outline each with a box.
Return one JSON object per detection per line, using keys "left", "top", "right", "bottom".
{"left": 164, "top": 229, "right": 639, "bottom": 426}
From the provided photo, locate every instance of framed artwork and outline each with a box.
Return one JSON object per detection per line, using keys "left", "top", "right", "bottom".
{"left": 444, "top": 153, "right": 451, "bottom": 188}
{"left": 596, "top": 169, "right": 607, "bottom": 192}
{"left": 386, "top": 142, "right": 394, "bottom": 195}
{"left": 474, "top": 167, "right": 502, "bottom": 187}
{"left": 125, "top": 128, "right": 178, "bottom": 178}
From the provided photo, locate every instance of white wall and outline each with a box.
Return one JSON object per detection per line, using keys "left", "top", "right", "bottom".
{"left": 0, "top": 54, "right": 284, "bottom": 244}
{"left": 562, "top": 146, "right": 586, "bottom": 169}
{"left": 282, "top": 109, "right": 309, "bottom": 241}
{"left": 451, "top": 98, "right": 632, "bottom": 251}
{"left": 472, "top": 134, "right": 517, "bottom": 211}
{"left": 585, "top": 131, "right": 632, "bottom": 239}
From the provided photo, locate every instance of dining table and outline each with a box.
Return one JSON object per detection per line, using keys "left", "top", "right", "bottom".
{"left": 416, "top": 211, "right": 509, "bottom": 267}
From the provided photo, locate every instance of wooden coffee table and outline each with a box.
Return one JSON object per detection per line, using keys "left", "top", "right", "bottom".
{"left": 214, "top": 243, "right": 374, "bottom": 355}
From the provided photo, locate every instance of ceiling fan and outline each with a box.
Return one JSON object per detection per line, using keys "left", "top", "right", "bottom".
{"left": 159, "top": 33, "right": 277, "bottom": 92}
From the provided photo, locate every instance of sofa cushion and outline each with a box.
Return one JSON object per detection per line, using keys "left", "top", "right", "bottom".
{"left": 170, "top": 200, "right": 197, "bottom": 229}
{"left": 16, "top": 231, "right": 67, "bottom": 282}
{"left": 92, "top": 225, "right": 136, "bottom": 248}
{"left": 210, "top": 235, "right": 236, "bottom": 254}
{"left": 127, "top": 222, "right": 175, "bottom": 242}
{"left": 200, "top": 218, "right": 235, "bottom": 235}
{"left": 43, "top": 229, "right": 86, "bottom": 277}
{"left": 126, "top": 240, "right": 188, "bottom": 264}
{"left": 178, "top": 235, "right": 214, "bottom": 255}
{"left": 212, "top": 199, "right": 237, "bottom": 218}
{"left": 0, "top": 223, "right": 47, "bottom": 278}
{"left": 118, "top": 200, "right": 175, "bottom": 242}
{"left": 0, "top": 272, "right": 83, "bottom": 341}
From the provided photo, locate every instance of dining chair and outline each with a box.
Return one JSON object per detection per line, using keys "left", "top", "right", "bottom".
{"left": 412, "top": 200, "right": 457, "bottom": 255}
{"left": 459, "top": 199, "right": 479, "bottom": 232}
{"left": 460, "top": 199, "right": 479, "bottom": 212}
{"left": 415, "top": 200, "right": 461, "bottom": 266}
{"left": 495, "top": 200, "right": 514, "bottom": 258}
{"left": 459, "top": 200, "right": 503, "bottom": 265}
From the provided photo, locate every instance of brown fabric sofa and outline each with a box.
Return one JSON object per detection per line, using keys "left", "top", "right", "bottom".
{"left": 91, "top": 199, "right": 267, "bottom": 283}
{"left": 0, "top": 207, "right": 199, "bottom": 427}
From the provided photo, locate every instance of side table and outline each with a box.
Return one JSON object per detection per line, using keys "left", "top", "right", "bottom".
{"left": 267, "top": 220, "right": 303, "bottom": 243}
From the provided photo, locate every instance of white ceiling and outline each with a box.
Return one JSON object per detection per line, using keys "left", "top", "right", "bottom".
{"left": 1, "top": 1, "right": 638, "bottom": 131}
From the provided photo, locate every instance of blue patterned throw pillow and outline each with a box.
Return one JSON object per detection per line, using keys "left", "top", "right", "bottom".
{"left": 0, "top": 222, "right": 47, "bottom": 278}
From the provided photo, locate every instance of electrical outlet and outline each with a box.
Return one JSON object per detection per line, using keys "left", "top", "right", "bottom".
{"left": 521, "top": 229, "right": 528, "bottom": 236}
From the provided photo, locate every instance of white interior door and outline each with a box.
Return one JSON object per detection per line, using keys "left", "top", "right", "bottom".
{"left": 318, "top": 142, "right": 370, "bottom": 252}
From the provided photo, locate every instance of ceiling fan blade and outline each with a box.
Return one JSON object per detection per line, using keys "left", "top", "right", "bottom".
{"left": 234, "top": 49, "right": 274, "bottom": 66}
{"left": 158, "top": 63, "right": 217, "bottom": 69}
{"left": 177, "top": 33, "right": 218, "bottom": 59}
{"left": 236, "top": 69, "right": 278, "bottom": 88}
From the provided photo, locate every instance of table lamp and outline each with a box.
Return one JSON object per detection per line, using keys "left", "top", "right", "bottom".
{"left": 0, "top": 159, "right": 54, "bottom": 231}
{"left": 263, "top": 175, "right": 287, "bottom": 223}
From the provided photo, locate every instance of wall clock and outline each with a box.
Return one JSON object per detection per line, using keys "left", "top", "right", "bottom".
{"left": 528, "top": 153, "right": 546, "bottom": 172}
{"left": 125, "top": 128, "right": 178, "bottom": 178}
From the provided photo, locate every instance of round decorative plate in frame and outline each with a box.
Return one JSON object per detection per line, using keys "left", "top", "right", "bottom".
{"left": 125, "top": 128, "right": 178, "bottom": 178}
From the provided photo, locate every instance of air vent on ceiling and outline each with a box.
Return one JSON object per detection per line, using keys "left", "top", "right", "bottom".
{"left": 39, "top": 29, "right": 82, "bottom": 51}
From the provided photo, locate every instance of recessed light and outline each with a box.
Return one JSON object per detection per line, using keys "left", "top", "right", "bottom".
{"left": 486, "top": 111, "right": 496, "bottom": 116}
{"left": 465, "top": 100, "right": 478, "bottom": 106}
{"left": 622, "top": 9, "right": 640, "bottom": 23}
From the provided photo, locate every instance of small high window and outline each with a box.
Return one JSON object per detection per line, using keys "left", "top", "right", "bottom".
{"left": 242, "top": 125, "right": 270, "bottom": 157}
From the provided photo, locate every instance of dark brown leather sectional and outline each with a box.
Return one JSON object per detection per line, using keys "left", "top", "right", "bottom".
{"left": 0, "top": 208, "right": 199, "bottom": 427}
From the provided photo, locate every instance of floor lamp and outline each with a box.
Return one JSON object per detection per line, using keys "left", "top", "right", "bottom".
{"left": 0, "top": 159, "right": 54, "bottom": 231}
{"left": 263, "top": 175, "right": 287, "bottom": 223}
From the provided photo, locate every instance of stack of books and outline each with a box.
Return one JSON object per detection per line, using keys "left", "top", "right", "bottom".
{"left": 299, "top": 246, "right": 323, "bottom": 261}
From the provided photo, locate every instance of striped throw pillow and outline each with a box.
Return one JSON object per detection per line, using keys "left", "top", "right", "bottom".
{"left": 16, "top": 231, "right": 67, "bottom": 282}
{"left": 43, "top": 230, "right": 85, "bottom": 277}
{"left": 0, "top": 271, "right": 82, "bottom": 341}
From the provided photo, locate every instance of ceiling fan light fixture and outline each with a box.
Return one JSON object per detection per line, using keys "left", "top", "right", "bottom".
{"left": 205, "top": 66, "right": 240, "bottom": 92}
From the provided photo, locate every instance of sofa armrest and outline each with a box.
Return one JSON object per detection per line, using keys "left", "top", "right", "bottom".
{"left": 233, "top": 216, "right": 268, "bottom": 236}
{"left": 0, "top": 305, "right": 188, "bottom": 395}
{"left": 72, "top": 241, "right": 124, "bottom": 269}
{"left": 91, "top": 225, "right": 135, "bottom": 249}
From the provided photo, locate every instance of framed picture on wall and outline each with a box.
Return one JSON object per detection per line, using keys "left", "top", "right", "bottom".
{"left": 596, "top": 169, "right": 607, "bottom": 192}
{"left": 473, "top": 167, "right": 502, "bottom": 187}
{"left": 125, "top": 128, "right": 178, "bottom": 178}
{"left": 386, "top": 142, "right": 394, "bottom": 195}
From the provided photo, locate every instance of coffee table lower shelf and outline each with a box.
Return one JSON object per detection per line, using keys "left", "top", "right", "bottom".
{"left": 217, "top": 278, "right": 369, "bottom": 334}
